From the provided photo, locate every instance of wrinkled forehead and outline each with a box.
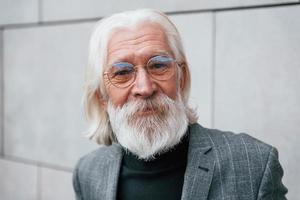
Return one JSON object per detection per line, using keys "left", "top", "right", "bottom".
{"left": 109, "top": 21, "right": 167, "bottom": 40}
{"left": 106, "top": 22, "right": 173, "bottom": 62}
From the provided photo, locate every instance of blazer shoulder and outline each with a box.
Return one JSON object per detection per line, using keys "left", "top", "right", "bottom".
{"left": 204, "top": 125, "right": 272, "bottom": 152}
{"left": 189, "top": 124, "right": 287, "bottom": 199}
{"left": 190, "top": 123, "right": 274, "bottom": 158}
{"left": 73, "top": 143, "right": 123, "bottom": 199}
{"left": 75, "top": 143, "right": 122, "bottom": 172}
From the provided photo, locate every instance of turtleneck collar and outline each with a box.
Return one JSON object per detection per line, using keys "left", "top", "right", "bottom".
{"left": 122, "top": 131, "right": 190, "bottom": 172}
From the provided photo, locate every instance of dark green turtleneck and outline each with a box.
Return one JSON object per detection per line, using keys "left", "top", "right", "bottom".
{"left": 117, "top": 134, "right": 189, "bottom": 200}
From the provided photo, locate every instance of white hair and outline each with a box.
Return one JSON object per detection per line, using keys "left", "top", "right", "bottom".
{"left": 83, "top": 9, "right": 197, "bottom": 145}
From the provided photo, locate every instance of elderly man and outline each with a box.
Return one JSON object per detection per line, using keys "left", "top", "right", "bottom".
{"left": 73, "top": 9, "right": 287, "bottom": 200}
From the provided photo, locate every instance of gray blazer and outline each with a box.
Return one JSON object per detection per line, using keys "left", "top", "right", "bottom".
{"left": 73, "top": 123, "right": 287, "bottom": 199}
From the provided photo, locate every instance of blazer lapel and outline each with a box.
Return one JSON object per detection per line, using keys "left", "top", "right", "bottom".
{"left": 181, "top": 124, "right": 215, "bottom": 200}
{"left": 99, "top": 124, "right": 215, "bottom": 200}
{"left": 102, "top": 144, "right": 123, "bottom": 200}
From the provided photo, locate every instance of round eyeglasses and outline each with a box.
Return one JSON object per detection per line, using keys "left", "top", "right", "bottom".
{"left": 104, "top": 55, "right": 180, "bottom": 88}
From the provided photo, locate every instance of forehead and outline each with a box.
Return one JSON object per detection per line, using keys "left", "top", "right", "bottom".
{"left": 107, "top": 22, "right": 172, "bottom": 61}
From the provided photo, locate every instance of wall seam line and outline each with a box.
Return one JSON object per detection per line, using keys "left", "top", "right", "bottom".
{"left": 3, "top": 155, "right": 73, "bottom": 172}
{"left": 0, "top": 28, "right": 4, "bottom": 157}
{"left": 2, "top": 18, "right": 101, "bottom": 30}
{"left": 1, "top": 2, "right": 300, "bottom": 29}
{"left": 211, "top": 12, "right": 216, "bottom": 129}
{"left": 37, "top": 165, "right": 42, "bottom": 200}
{"left": 167, "top": 1, "right": 300, "bottom": 15}
{"left": 38, "top": 0, "right": 43, "bottom": 23}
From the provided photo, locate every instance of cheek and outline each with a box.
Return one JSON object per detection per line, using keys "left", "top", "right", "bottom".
{"left": 159, "top": 78, "right": 179, "bottom": 100}
{"left": 106, "top": 87, "right": 130, "bottom": 107}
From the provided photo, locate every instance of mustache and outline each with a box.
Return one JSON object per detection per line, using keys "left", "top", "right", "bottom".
{"left": 120, "top": 94, "right": 173, "bottom": 116}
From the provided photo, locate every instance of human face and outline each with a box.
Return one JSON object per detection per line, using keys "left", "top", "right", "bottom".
{"left": 104, "top": 22, "right": 179, "bottom": 111}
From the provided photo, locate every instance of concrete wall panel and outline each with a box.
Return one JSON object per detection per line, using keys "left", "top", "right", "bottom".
{"left": 0, "top": 159, "right": 37, "bottom": 200}
{"left": 0, "top": 0, "right": 39, "bottom": 26}
{"left": 170, "top": 13, "right": 213, "bottom": 127}
{"left": 2, "top": 1, "right": 300, "bottom": 198}
{"left": 41, "top": 167, "right": 74, "bottom": 200}
{"left": 0, "top": 29, "right": 3, "bottom": 155}
{"left": 42, "top": 0, "right": 298, "bottom": 22}
{"left": 215, "top": 5, "right": 300, "bottom": 199}
{"left": 3, "top": 23, "right": 98, "bottom": 168}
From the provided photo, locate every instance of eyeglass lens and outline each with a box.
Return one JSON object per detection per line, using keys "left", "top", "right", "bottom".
{"left": 106, "top": 55, "right": 176, "bottom": 88}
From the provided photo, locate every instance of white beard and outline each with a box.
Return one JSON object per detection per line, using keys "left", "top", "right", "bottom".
{"left": 107, "top": 93, "right": 188, "bottom": 161}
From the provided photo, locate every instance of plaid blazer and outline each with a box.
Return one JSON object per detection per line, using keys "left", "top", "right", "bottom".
{"left": 73, "top": 123, "right": 288, "bottom": 199}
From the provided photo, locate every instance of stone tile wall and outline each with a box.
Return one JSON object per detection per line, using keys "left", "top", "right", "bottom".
{"left": 0, "top": 28, "right": 3, "bottom": 156}
{"left": 0, "top": 1, "right": 299, "bottom": 199}
{"left": 214, "top": 5, "right": 300, "bottom": 197}
{"left": 41, "top": 0, "right": 298, "bottom": 22}
{"left": 0, "top": 0, "right": 39, "bottom": 25}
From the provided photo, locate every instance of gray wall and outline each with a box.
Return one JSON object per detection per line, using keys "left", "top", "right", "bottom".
{"left": 1, "top": 1, "right": 300, "bottom": 199}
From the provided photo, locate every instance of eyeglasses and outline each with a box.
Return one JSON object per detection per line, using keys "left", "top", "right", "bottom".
{"left": 104, "top": 55, "right": 180, "bottom": 88}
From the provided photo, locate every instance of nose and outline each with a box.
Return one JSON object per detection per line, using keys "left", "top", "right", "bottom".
{"left": 131, "top": 68, "right": 157, "bottom": 99}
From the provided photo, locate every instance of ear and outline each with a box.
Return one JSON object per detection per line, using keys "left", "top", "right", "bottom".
{"left": 96, "top": 89, "right": 108, "bottom": 109}
{"left": 179, "top": 63, "right": 187, "bottom": 91}
{"left": 101, "top": 99, "right": 108, "bottom": 109}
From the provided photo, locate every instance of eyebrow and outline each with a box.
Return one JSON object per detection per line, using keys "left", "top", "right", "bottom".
{"left": 111, "top": 62, "right": 133, "bottom": 68}
{"left": 148, "top": 50, "right": 172, "bottom": 57}
{"left": 107, "top": 50, "right": 172, "bottom": 66}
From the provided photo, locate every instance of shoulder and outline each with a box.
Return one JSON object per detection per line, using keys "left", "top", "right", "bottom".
{"left": 189, "top": 123, "right": 277, "bottom": 178}
{"left": 190, "top": 123, "right": 274, "bottom": 157}
{"left": 73, "top": 143, "right": 123, "bottom": 198}
{"left": 189, "top": 124, "right": 288, "bottom": 198}
{"left": 74, "top": 143, "right": 122, "bottom": 174}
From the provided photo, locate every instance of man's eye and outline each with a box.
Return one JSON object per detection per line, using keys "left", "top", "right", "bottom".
{"left": 110, "top": 62, "right": 134, "bottom": 77}
{"left": 150, "top": 62, "right": 168, "bottom": 69}
{"left": 148, "top": 56, "right": 173, "bottom": 70}
{"left": 114, "top": 69, "right": 133, "bottom": 76}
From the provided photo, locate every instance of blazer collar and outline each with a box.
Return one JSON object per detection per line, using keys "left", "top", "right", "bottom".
{"left": 102, "top": 123, "right": 215, "bottom": 200}
{"left": 102, "top": 143, "right": 123, "bottom": 200}
{"left": 181, "top": 123, "right": 215, "bottom": 200}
